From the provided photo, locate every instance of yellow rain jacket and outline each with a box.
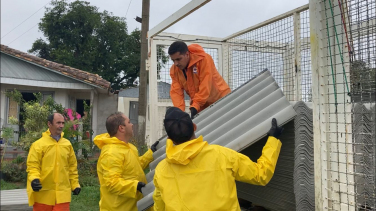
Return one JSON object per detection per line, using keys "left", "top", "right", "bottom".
{"left": 94, "top": 133, "right": 154, "bottom": 211}
{"left": 153, "top": 136, "right": 282, "bottom": 211}
{"left": 26, "top": 130, "right": 80, "bottom": 206}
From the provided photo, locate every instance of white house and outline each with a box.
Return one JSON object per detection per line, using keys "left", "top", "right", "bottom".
{"left": 0, "top": 44, "right": 118, "bottom": 141}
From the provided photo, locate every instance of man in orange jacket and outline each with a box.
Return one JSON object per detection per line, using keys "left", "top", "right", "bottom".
{"left": 168, "top": 41, "right": 231, "bottom": 119}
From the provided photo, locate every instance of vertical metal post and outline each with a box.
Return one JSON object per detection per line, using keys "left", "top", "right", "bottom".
{"left": 310, "top": 0, "right": 329, "bottom": 209}
{"left": 282, "top": 48, "right": 293, "bottom": 101}
{"left": 221, "top": 43, "right": 230, "bottom": 85}
{"left": 331, "top": 0, "right": 354, "bottom": 209}
{"left": 294, "top": 12, "right": 303, "bottom": 101}
{"left": 148, "top": 38, "right": 159, "bottom": 145}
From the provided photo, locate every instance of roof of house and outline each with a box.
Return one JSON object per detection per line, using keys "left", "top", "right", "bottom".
{"left": 0, "top": 44, "right": 111, "bottom": 90}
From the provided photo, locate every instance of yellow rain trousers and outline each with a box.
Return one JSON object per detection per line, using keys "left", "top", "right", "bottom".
{"left": 94, "top": 133, "right": 154, "bottom": 211}
{"left": 26, "top": 130, "right": 80, "bottom": 206}
{"left": 153, "top": 135, "right": 282, "bottom": 211}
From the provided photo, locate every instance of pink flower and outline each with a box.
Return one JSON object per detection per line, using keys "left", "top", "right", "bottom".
{"left": 76, "top": 113, "right": 81, "bottom": 120}
{"left": 65, "top": 108, "right": 74, "bottom": 121}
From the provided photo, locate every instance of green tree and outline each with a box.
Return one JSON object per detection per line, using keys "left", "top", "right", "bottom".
{"left": 29, "top": 0, "right": 143, "bottom": 89}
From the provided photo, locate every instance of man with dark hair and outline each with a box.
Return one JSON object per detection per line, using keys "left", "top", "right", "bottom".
{"left": 168, "top": 41, "right": 231, "bottom": 119}
{"left": 94, "top": 112, "right": 159, "bottom": 211}
{"left": 153, "top": 107, "right": 283, "bottom": 210}
{"left": 26, "top": 113, "right": 80, "bottom": 210}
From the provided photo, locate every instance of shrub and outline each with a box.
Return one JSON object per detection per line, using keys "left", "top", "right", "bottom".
{"left": 1, "top": 161, "right": 27, "bottom": 182}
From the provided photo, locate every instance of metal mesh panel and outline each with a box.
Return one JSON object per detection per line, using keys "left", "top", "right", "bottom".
{"left": 227, "top": 16, "right": 295, "bottom": 100}
{"left": 347, "top": 0, "right": 376, "bottom": 210}
{"left": 319, "top": 0, "right": 375, "bottom": 210}
{"left": 300, "top": 10, "right": 312, "bottom": 102}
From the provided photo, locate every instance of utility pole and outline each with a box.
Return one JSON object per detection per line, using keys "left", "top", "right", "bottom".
{"left": 137, "top": 0, "right": 150, "bottom": 149}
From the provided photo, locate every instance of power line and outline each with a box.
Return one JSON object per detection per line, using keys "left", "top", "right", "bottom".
{"left": 1, "top": 1, "right": 50, "bottom": 39}
{"left": 7, "top": 24, "right": 39, "bottom": 45}
{"left": 125, "top": 0, "right": 133, "bottom": 17}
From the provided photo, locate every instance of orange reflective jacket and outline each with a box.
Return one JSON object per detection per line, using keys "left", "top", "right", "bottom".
{"left": 170, "top": 44, "right": 231, "bottom": 112}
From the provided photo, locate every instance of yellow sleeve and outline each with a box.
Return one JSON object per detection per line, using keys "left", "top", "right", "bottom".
{"left": 138, "top": 149, "right": 154, "bottom": 170}
{"left": 68, "top": 145, "right": 80, "bottom": 190}
{"left": 170, "top": 67, "right": 186, "bottom": 111}
{"left": 100, "top": 149, "right": 138, "bottom": 198}
{"left": 152, "top": 173, "right": 165, "bottom": 211}
{"left": 26, "top": 143, "right": 42, "bottom": 182}
{"left": 227, "top": 136, "right": 282, "bottom": 186}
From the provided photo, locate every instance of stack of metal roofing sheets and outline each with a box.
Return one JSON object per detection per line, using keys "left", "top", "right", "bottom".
{"left": 353, "top": 103, "right": 376, "bottom": 209}
{"left": 236, "top": 102, "right": 315, "bottom": 211}
{"left": 293, "top": 101, "right": 314, "bottom": 211}
{"left": 236, "top": 120, "right": 296, "bottom": 211}
{"left": 137, "top": 70, "right": 297, "bottom": 211}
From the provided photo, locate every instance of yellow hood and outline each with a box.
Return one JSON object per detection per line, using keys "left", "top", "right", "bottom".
{"left": 94, "top": 133, "right": 127, "bottom": 149}
{"left": 166, "top": 135, "right": 208, "bottom": 165}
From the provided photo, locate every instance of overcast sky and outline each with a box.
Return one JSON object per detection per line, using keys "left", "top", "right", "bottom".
{"left": 1, "top": 0, "right": 308, "bottom": 53}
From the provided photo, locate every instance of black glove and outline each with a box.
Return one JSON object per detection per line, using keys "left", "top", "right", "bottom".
{"left": 190, "top": 107, "right": 198, "bottom": 119}
{"left": 73, "top": 187, "right": 81, "bottom": 195}
{"left": 268, "top": 118, "right": 284, "bottom": 139}
{"left": 31, "top": 179, "right": 42, "bottom": 192}
{"left": 151, "top": 141, "right": 159, "bottom": 152}
{"left": 137, "top": 182, "right": 146, "bottom": 193}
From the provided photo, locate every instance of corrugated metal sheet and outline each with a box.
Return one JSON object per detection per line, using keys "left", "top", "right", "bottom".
{"left": 1, "top": 53, "right": 81, "bottom": 83}
{"left": 353, "top": 103, "right": 376, "bottom": 209}
{"left": 237, "top": 101, "right": 315, "bottom": 211}
{"left": 0, "top": 189, "right": 31, "bottom": 210}
{"left": 137, "top": 70, "right": 297, "bottom": 210}
{"left": 293, "top": 101, "right": 314, "bottom": 211}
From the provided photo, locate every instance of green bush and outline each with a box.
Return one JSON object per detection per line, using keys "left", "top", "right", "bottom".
{"left": 1, "top": 161, "right": 27, "bottom": 182}
{"left": 77, "top": 158, "right": 97, "bottom": 177}
{"left": 12, "top": 155, "right": 26, "bottom": 164}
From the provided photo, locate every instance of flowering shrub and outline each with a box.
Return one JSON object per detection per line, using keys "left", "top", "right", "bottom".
{"left": 5, "top": 89, "right": 92, "bottom": 157}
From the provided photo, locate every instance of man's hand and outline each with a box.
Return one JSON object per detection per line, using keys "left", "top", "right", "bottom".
{"left": 151, "top": 141, "right": 159, "bottom": 152}
{"left": 137, "top": 182, "right": 146, "bottom": 193}
{"left": 268, "top": 118, "right": 284, "bottom": 139}
{"left": 73, "top": 187, "right": 81, "bottom": 195}
{"left": 31, "top": 179, "right": 42, "bottom": 192}
{"left": 190, "top": 107, "right": 198, "bottom": 119}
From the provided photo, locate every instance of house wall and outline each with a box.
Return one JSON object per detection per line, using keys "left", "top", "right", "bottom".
{"left": 118, "top": 97, "right": 139, "bottom": 117}
{"left": 94, "top": 93, "right": 118, "bottom": 136}
{"left": 117, "top": 98, "right": 191, "bottom": 146}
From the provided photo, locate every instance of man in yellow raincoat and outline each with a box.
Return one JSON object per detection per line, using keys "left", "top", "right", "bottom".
{"left": 94, "top": 112, "right": 159, "bottom": 211}
{"left": 153, "top": 107, "right": 284, "bottom": 210}
{"left": 26, "top": 113, "right": 80, "bottom": 211}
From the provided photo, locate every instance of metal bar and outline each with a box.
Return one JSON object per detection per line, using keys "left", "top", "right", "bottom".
{"left": 223, "top": 4, "right": 309, "bottom": 41}
{"left": 294, "top": 12, "right": 302, "bottom": 101}
{"left": 148, "top": 0, "right": 211, "bottom": 38}
{"left": 148, "top": 38, "right": 159, "bottom": 145}
{"left": 310, "top": 0, "right": 330, "bottom": 209}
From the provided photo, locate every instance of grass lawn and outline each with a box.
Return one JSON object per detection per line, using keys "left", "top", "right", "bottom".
{"left": 70, "top": 186, "right": 100, "bottom": 211}
{"left": 0, "top": 179, "right": 26, "bottom": 190}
